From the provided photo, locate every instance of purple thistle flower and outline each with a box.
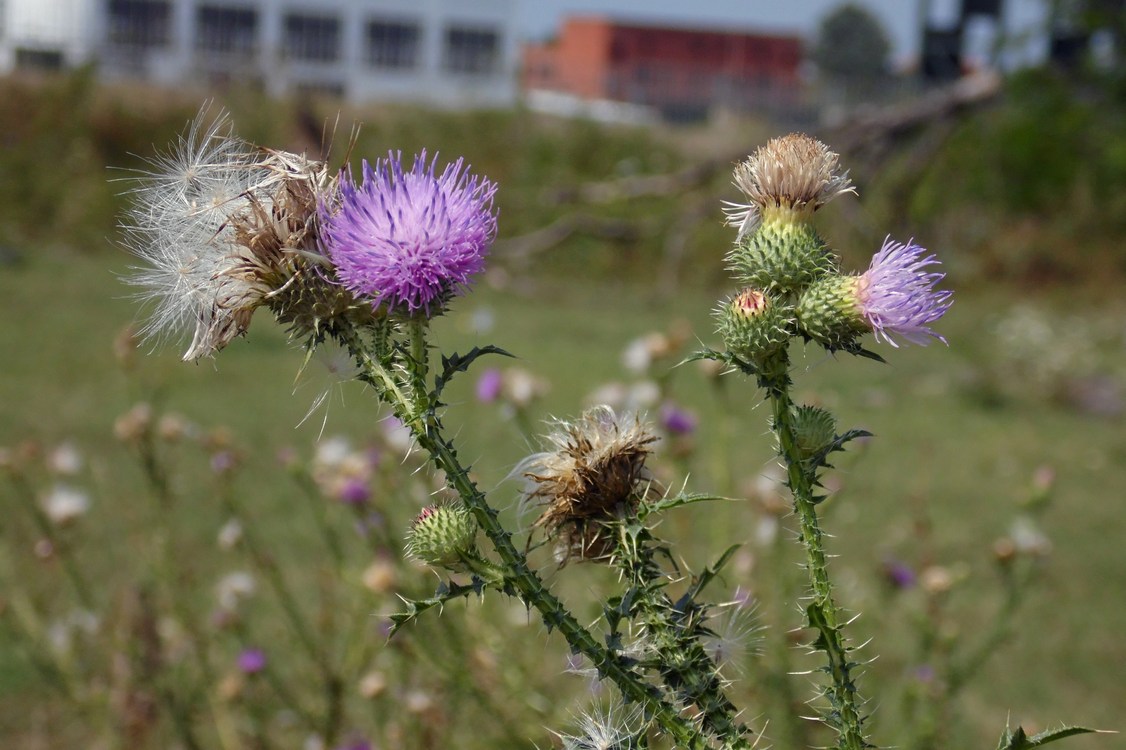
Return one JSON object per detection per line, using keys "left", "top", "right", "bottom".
{"left": 236, "top": 647, "right": 267, "bottom": 674}
{"left": 320, "top": 150, "right": 498, "bottom": 317}
{"left": 857, "top": 237, "right": 952, "bottom": 347}
{"left": 336, "top": 477, "right": 371, "bottom": 506}
{"left": 659, "top": 402, "right": 698, "bottom": 436}
{"left": 476, "top": 368, "right": 503, "bottom": 402}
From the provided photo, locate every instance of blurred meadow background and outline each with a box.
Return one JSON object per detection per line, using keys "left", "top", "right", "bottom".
{"left": 2, "top": 32, "right": 1126, "bottom": 750}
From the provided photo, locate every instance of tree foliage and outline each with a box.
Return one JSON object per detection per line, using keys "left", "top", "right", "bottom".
{"left": 813, "top": 3, "right": 892, "bottom": 80}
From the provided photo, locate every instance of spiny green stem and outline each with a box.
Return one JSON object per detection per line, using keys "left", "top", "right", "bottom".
{"left": 616, "top": 524, "right": 753, "bottom": 748}
{"left": 761, "top": 349, "right": 869, "bottom": 750}
{"left": 350, "top": 338, "right": 710, "bottom": 749}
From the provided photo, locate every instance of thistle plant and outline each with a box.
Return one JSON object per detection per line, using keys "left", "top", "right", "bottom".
{"left": 110, "top": 113, "right": 1102, "bottom": 749}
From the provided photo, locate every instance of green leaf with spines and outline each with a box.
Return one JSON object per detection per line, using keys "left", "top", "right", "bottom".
{"left": 995, "top": 724, "right": 1107, "bottom": 749}
{"left": 388, "top": 577, "right": 487, "bottom": 635}
{"left": 432, "top": 345, "right": 514, "bottom": 398}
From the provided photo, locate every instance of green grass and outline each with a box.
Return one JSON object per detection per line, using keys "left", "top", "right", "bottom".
{"left": 2, "top": 245, "right": 1124, "bottom": 748}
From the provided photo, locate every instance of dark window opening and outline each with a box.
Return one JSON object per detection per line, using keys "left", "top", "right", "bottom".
{"left": 284, "top": 13, "right": 341, "bottom": 62}
{"left": 366, "top": 19, "right": 421, "bottom": 69}
{"left": 107, "top": 0, "right": 172, "bottom": 49}
{"left": 443, "top": 27, "right": 499, "bottom": 74}
{"left": 196, "top": 5, "right": 258, "bottom": 56}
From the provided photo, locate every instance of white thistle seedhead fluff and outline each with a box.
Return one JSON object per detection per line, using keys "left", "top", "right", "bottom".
{"left": 121, "top": 110, "right": 345, "bottom": 360}
{"left": 555, "top": 700, "right": 646, "bottom": 750}
{"left": 723, "top": 133, "right": 855, "bottom": 240}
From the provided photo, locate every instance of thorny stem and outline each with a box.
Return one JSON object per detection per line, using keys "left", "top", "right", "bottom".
{"left": 346, "top": 329, "right": 712, "bottom": 750}
{"left": 760, "top": 347, "right": 869, "bottom": 750}
{"left": 615, "top": 523, "right": 753, "bottom": 748}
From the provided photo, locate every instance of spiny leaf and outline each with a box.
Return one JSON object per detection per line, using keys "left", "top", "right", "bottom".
{"left": 640, "top": 491, "right": 741, "bottom": 520}
{"left": 433, "top": 345, "right": 515, "bottom": 396}
{"left": 996, "top": 724, "right": 1108, "bottom": 750}
{"left": 680, "top": 348, "right": 759, "bottom": 376}
{"left": 388, "top": 578, "right": 485, "bottom": 636}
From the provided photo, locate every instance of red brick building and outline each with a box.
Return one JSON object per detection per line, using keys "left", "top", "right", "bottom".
{"left": 523, "top": 16, "right": 804, "bottom": 119}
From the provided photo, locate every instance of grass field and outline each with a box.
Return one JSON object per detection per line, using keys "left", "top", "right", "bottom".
{"left": 1, "top": 77, "right": 1124, "bottom": 749}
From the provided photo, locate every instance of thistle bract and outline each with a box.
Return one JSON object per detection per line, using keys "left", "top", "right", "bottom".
{"left": 792, "top": 404, "right": 837, "bottom": 459}
{"left": 727, "top": 217, "right": 838, "bottom": 294}
{"left": 716, "top": 288, "right": 792, "bottom": 364}
{"left": 319, "top": 151, "right": 498, "bottom": 318}
{"left": 405, "top": 504, "right": 478, "bottom": 570}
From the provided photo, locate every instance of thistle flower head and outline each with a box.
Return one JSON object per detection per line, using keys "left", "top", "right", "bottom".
{"left": 857, "top": 237, "right": 952, "bottom": 347}
{"left": 723, "top": 133, "right": 854, "bottom": 240}
{"left": 405, "top": 503, "right": 478, "bottom": 570}
{"left": 715, "top": 287, "right": 793, "bottom": 364}
{"left": 319, "top": 151, "right": 498, "bottom": 317}
{"left": 121, "top": 110, "right": 361, "bottom": 360}
{"left": 517, "top": 406, "right": 658, "bottom": 564}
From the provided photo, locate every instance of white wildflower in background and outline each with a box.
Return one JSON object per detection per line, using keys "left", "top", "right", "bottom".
{"left": 40, "top": 484, "right": 91, "bottom": 525}
{"left": 215, "top": 570, "right": 257, "bottom": 611}
{"left": 217, "top": 518, "right": 243, "bottom": 550}
{"left": 47, "top": 441, "right": 83, "bottom": 475}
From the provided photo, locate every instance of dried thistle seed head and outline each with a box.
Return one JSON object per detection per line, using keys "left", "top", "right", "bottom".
{"left": 122, "top": 110, "right": 373, "bottom": 360}
{"left": 724, "top": 133, "right": 854, "bottom": 239}
{"left": 518, "top": 406, "right": 659, "bottom": 564}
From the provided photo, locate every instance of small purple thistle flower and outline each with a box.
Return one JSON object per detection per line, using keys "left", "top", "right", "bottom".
{"left": 476, "top": 368, "right": 503, "bottom": 403}
{"left": 336, "top": 477, "right": 371, "bottom": 506}
{"left": 659, "top": 402, "right": 698, "bottom": 436}
{"left": 320, "top": 150, "right": 498, "bottom": 317}
{"left": 857, "top": 237, "right": 952, "bottom": 348}
{"left": 236, "top": 647, "right": 267, "bottom": 674}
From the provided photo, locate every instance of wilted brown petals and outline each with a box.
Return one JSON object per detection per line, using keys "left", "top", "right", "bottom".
{"left": 519, "top": 407, "right": 659, "bottom": 564}
{"left": 731, "top": 132, "right": 855, "bottom": 215}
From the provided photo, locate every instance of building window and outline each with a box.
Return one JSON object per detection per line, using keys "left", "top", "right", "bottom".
{"left": 284, "top": 13, "right": 340, "bottom": 62}
{"left": 443, "top": 26, "right": 499, "bottom": 74}
{"left": 196, "top": 5, "right": 258, "bottom": 57}
{"left": 15, "top": 48, "right": 65, "bottom": 70}
{"left": 106, "top": 0, "right": 171, "bottom": 49}
{"left": 366, "top": 19, "right": 420, "bottom": 69}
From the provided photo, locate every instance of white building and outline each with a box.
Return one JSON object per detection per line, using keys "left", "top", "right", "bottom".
{"left": 0, "top": 0, "right": 520, "bottom": 107}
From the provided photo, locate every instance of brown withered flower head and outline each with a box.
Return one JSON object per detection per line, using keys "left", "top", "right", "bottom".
{"left": 723, "top": 133, "right": 855, "bottom": 241}
{"left": 518, "top": 406, "right": 660, "bottom": 564}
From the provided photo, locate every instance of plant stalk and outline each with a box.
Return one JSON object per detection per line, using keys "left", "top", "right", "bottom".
{"left": 761, "top": 348, "right": 868, "bottom": 750}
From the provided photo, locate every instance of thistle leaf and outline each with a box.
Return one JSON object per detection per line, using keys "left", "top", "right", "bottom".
{"left": 388, "top": 578, "right": 486, "bottom": 636}
{"left": 995, "top": 723, "right": 1108, "bottom": 750}
{"left": 433, "top": 345, "right": 515, "bottom": 396}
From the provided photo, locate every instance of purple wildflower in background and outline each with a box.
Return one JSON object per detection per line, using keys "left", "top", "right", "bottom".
{"left": 237, "top": 647, "right": 267, "bottom": 674}
{"left": 336, "top": 477, "right": 371, "bottom": 506}
{"left": 659, "top": 402, "right": 698, "bottom": 436}
{"left": 881, "top": 558, "right": 917, "bottom": 589}
{"left": 857, "top": 238, "right": 952, "bottom": 347}
{"left": 320, "top": 151, "right": 498, "bottom": 317}
{"left": 476, "top": 368, "right": 503, "bottom": 402}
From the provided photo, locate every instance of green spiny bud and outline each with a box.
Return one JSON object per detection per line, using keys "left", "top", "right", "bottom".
{"left": 792, "top": 405, "right": 837, "bottom": 460}
{"left": 716, "top": 288, "right": 792, "bottom": 364}
{"left": 727, "top": 215, "right": 838, "bottom": 294}
{"left": 405, "top": 504, "right": 478, "bottom": 569}
{"left": 795, "top": 273, "right": 867, "bottom": 351}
